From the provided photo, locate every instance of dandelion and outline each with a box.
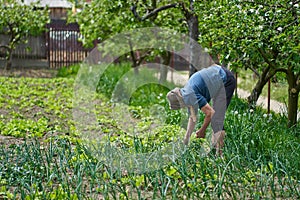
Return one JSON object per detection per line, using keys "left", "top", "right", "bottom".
{"left": 249, "top": 109, "right": 254, "bottom": 113}
{"left": 263, "top": 114, "right": 268, "bottom": 118}
{"left": 234, "top": 111, "right": 239, "bottom": 115}
{"left": 267, "top": 114, "right": 273, "bottom": 122}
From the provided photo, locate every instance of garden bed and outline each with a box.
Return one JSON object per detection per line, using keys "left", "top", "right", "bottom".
{"left": 0, "top": 64, "right": 299, "bottom": 199}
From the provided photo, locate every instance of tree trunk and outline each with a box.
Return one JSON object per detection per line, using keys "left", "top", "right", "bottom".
{"left": 128, "top": 40, "right": 139, "bottom": 74}
{"left": 247, "top": 67, "right": 276, "bottom": 108}
{"left": 247, "top": 78, "right": 268, "bottom": 108}
{"left": 287, "top": 87, "right": 299, "bottom": 127}
{"left": 187, "top": 14, "right": 199, "bottom": 77}
{"left": 5, "top": 48, "right": 13, "bottom": 70}
{"left": 159, "top": 51, "right": 171, "bottom": 83}
{"left": 286, "top": 70, "right": 299, "bottom": 127}
{"left": 0, "top": 45, "right": 12, "bottom": 70}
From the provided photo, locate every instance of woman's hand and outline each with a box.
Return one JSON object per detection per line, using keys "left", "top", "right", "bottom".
{"left": 196, "top": 128, "right": 206, "bottom": 138}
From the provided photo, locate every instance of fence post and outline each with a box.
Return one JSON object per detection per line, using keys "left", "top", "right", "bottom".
{"left": 268, "top": 79, "right": 271, "bottom": 114}
{"left": 235, "top": 71, "right": 238, "bottom": 98}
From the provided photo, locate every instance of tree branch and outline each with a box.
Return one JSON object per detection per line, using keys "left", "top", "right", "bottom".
{"left": 274, "top": 67, "right": 288, "bottom": 74}
{"left": 131, "top": 4, "right": 142, "bottom": 21}
{"left": 131, "top": 3, "right": 180, "bottom": 21}
{"left": 137, "top": 49, "right": 152, "bottom": 66}
{"left": 281, "top": 19, "right": 299, "bottom": 32}
{"left": 0, "top": 45, "right": 9, "bottom": 50}
{"left": 0, "top": 45, "right": 10, "bottom": 59}
{"left": 258, "top": 48, "right": 276, "bottom": 68}
{"left": 262, "top": 65, "right": 271, "bottom": 81}
{"left": 247, "top": 65, "right": 260, "bottom": 77}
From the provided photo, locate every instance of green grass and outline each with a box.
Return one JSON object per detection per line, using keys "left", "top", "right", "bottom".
{"left": 0, "top": 64, "right": 299, "bottom": 199}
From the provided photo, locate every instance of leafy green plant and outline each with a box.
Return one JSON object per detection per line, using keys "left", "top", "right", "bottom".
{"left": 0, "top": 64, "right": 299, "bottom": 199}
{"left": 56, "top": 64, "right": 81, "bottom": 78}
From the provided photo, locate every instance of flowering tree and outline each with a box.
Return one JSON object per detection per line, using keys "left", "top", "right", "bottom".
{"left": 69, "top": 0, "right": 173, "bottom": 79}
{"left": 69, "top": 0, "right": 210, "bottom": 77}
{"left": 130, "top": 0, "right": 204, "bottom": 76}
{"left": 0, "top": 0, "right": 49, "bottom": 70}
{"left": 70, "top": 0, "right": 299, "bottom": 125}
{"left": 196, "top": 0, "right": 299, "bottom": 126}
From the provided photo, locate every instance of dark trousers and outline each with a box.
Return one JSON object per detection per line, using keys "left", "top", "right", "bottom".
{"left": 222, "top": 67, "right": 236, "bottom": 108}
{"left": 212, "top": 67, "right": 236, "bottom": 133}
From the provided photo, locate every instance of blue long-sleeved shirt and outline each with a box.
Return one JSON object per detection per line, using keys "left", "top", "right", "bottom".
{"left": 180, "top": 65, "right": 226, "bottom": 115}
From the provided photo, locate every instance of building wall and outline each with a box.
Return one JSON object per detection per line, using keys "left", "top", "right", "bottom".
{"left": 50, "top": 7, "right": 69, "bottom": 20}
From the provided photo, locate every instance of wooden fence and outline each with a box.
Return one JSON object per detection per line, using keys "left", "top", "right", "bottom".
{"left": 47, "top": 20, "right": 91, "bottom": 68}
{"left": 0, "top": 20, "right": 91, "bottom": 69}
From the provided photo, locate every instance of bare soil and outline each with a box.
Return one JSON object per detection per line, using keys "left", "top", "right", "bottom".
{"left": 0, "top": 68, "right": 57, "bottom": 78}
